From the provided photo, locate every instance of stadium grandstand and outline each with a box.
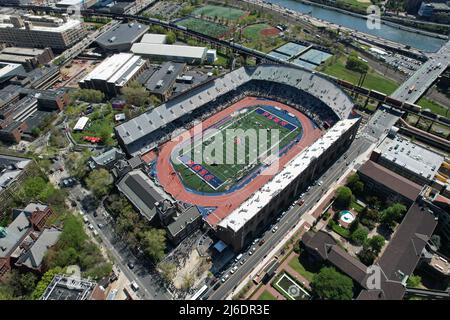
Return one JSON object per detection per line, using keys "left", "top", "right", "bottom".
{"left": 114, "top": 64, "right": 359, "bottom": 251}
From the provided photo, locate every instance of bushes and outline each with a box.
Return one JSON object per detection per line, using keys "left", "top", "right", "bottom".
{"left": 334, "top": 186, "right": 353, "bottom": 209}
{"left": 350, "top": 226, "right": 368, "bottom": 246}
{"left": 44, "top": 214, "right": 111, "bottom": 280}
{"left": 31, "top": 267, "right": 65, "bottom": 300}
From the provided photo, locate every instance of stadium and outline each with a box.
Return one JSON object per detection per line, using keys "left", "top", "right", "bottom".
{"left": 115, "top": 65, "right": 360, "bottom": 251}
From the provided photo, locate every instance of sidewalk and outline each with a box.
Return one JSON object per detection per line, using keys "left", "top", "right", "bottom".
{"left": 230, "top": 141, "right": 377, "bottom": 299}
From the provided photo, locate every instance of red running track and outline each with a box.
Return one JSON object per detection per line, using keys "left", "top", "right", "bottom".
{"left": 155, "top": 97, "right": 323, "bottom": 227}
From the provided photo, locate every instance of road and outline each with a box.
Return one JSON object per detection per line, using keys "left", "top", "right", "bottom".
{"left": 390, "top": 40, "right": 450, "bottom": 103}
{"left": 207, "top": 106, "right": 400, "bottom": 300}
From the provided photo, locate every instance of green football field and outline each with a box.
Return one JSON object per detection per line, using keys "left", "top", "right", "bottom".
{"left": 172, "top": 107, "right": 302, "bottom": 193}
{"left": 176, "top": 17, "right": 230, "bottom": 38}
{"left": 192, "top": 5, "right": 247, "bottom": 21}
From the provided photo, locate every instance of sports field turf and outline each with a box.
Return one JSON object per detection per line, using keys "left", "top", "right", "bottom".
{"left": 176, "top": 17, "right": 230, "bottom": 38}
{"left": 192, "top": 5, "right": 246, "bottom": 21}
{"left": 172, "top": 106, "right": 302, "bottom": 193}
{"left": 243, "top": 23, "right": 278, "bottom": 39}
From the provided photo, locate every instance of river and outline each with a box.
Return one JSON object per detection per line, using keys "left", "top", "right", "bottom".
{"left": 267, "top": 0, "right": 446, "bottom": 52}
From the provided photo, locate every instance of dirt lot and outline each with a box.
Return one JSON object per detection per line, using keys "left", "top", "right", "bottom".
{"left": 54, "top": 59, "right": 99, "bottom": 89}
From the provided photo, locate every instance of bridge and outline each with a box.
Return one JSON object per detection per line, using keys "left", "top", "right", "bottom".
{"left": 391, "top": 40, "right": 450, "bottom": 103}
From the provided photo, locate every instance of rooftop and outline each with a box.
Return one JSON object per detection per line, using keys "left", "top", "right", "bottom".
{"left": 0, "top": 14, "right": 82, "bottom": 33}
{"left": 166, "top": 206, "right": 202, "bottom": 237}
{"left": 131, "top": 43, "right": 207, "bottom": 59}
{"left": 95, "top": 22, "right": 149, "bottom": 50}
{"left": 115, "top": 65, "right": 354, "bottom": 155}
{"left": 79, "top": 53, "right": 146, "bottom": 87}
{"left": 376, "top": 135, "right": 445, "bottom": 182}
{"left": 140, "top": 33, "right": 167, "bottom": 44}
{"left": 41, "top": 275, "right": 98, "bottom": 300}
{"left": 144, "top": 62, "right": 185, "bottom": 95}
{"left": 0, "top": 154, "right": 31, "bottom": 191}
{"left": 117, "top": 169, "right": 172, "bottom": 221}
{"left": 358, "top": 160, "right": 423, "bottom": 201}
{"left": 218, "top": 118, "right": 358, "bottom": 232}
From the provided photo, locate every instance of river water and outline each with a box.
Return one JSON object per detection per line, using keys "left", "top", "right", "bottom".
{"left": 267, "top": 0, "right": 446, "bottom": 52}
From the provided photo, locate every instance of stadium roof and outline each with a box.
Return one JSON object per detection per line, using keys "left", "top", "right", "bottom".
{"left": 95, "top": 22, "right": 148, "bottom": 50}
{"left": 217, "top": 118, "right": 358, "bottom": 232}
{"left": 131, "top": 43, "right": 207, "bottom": 60}
{"left": 115, "top": 65, "right": 354, "bottom": 156}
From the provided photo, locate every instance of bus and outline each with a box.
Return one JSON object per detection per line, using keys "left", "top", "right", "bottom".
{"left": 190, "top": 285, "right": 208, "bottom": 300}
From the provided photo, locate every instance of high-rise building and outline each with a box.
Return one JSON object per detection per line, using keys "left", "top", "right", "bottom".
{"left": 0, "top": 14, "right": 86, "bottom": 50}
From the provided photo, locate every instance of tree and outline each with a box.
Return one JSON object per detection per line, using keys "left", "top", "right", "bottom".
{"left": 346, "top": 173, "right": 359, "bottom": 188}
{"left": 159, "top": 261, "right": 177, "bottom": 283}
{"left": 166, "top": 31, "right": 176, "bottom": 44}
{"left": 358, "top": 246, "right": 377, "bottom": 265}
{"left": 65, "top": 150, "right": 91, "bottom": 179}
{"left": 350, "top": 226, "right": 368, "bottom": 246}
{"left": 141, "top": 229, "right": 166, "bottom": 263}
{"left": 367, "top": 235, "right": 385, "bottom": 254}
{"left": 85, "top": 168, "right": 113, "bottom": 198}
{"left": 334, "top": 186, "right": 353, "bottom": 209}
{"left": 381, "top": 203, "right": 407, "bottom": 227}
{"left": 31, "top": 267, "right": 64, "bottom": 300}
{"left": 70, "top": 89, "right": 105, "bottom": 103}
{"left": 122, "top": 81, "right": 150, "bottom": 107}
{"left": 346, "top": 52, "right": 369, "bottom": 74}
{"left": 406, "top": 274, "right": 421, "bottom": 288}
{"left": 311, "top": 267, "right": 354, "bottom": 300}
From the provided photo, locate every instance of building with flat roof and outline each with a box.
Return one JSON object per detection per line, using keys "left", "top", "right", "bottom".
{"left": 143, "top": 62, "right": 186, "bottom": 102}
{"left": 56, "top": 0, "right": 98, "bottom": 8}
{"left": 88, "top": 147, "right": 125, "bottom": 170}
{"left": 79, "top": 53, "right": 149, "bottom": 97}
{"left": 131, "top": 43, "right": 207, "bottom": 64}
{"left": 0, "top": 14, "right": 86, "bottom": 50}
{"left": 372, "top": 133, "right": 445, "bottom": 186}
{"left": 0, "top": 61, "right": 26, "bottom": 85}
{"left": 140, "top": 33, "right": 167, "bottom": 45}
{"left": 0, "top": 0, "right": 31, "bottom": 4}
{"left": 0, "top": 47, "right": 54, "bottom": 72}
{"left": 95, "top": 22, "right": 149, "bottom": 52}
{"left": 41, "top": 275, "right": 105, "bottom": 300}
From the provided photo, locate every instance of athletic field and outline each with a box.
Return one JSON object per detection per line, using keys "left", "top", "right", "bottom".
{"left": 176, "top": 17, "right": 231, "bottom": 38}
{"left": 192, "top": 4, "right": 247, "bottom": 21}
{"left": 172, "top": 106, "right": 302, "bottom": 193}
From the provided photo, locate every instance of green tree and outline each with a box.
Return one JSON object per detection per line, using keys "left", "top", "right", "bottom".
{"left": 367, "top": 235, "right": 385, "bottom": 254}
{"left": 381, "top": 203, "right": 407, "bottom": 227}
{"left": 141, "top": 229, "right": 166, "bottom": 263}
{"left": 166, "top": 31, "right": 176, "bottom": 44}
{"left": 358, "top": 246, "right": 377, "bottom": 265}
{"left": 70, "top": 89, "right": 105, "bottom": 103}
{"left": 406, "top": 274, "right": 422, "bottom": 288}
{"left": 350, "top": 226, "right": 368, "bottom": 246}
{"left": 65, "top": 150, "right": 91, "bottom": 179}
{"left": 311, "top": 267, "right": 354, "bottom": 300}
{"left": 334, "top": 186, "right": 353, "bottom": 209}
{"left": 85, "top": 168, "right": 113, "bottom": 198}
{"left": 346, "top": 52, "right": 369, "bottom": 74}
{"left": 31, "top": 267, "right": 64, "bottom": 300}
{"left": 121, "top": 81, "right": 150, "bottom": 107}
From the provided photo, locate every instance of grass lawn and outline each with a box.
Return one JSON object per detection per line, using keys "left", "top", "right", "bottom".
{"left": 243, "top": 23, "right": 277, "bottom": 40}
{"left": 322, "top": 56, "right": 399, "bottom": 95}
{"left": 177, "top": 17, "right": 230, "bottom": 38}
{"left": 173, "top": 105, "right": 302, "bottom": 193}
{"left": 337, "top": 0, "right": 371, "bottom": 12}
{"left": 351, "top": 200, "right": 365, "bottom": 213}
{"left": 288, "top": 256, "right": 316, "bottom": 282}
{"left": 417, "top": 97, "right": 449, "bottom": 118}
{"left": 192, "top": 5, "right": 247, "bottom": 21}
{"left": 257, "top": 290, "right": 277, "bottom": 300}
{"left": 328, "top": 219, "right": 351, "bottom": 238}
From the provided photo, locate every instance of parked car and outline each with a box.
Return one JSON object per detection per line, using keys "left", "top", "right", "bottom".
{"left": 272, "top": 226, "right": 279, "bottom": 233}
{"left": 259, "top": 239, "right": 265, "bottom": 246}
{"left": 230, "top": 266, "right": 238, "bottom": 274}
{"left": 240, "top": 258, "right": 246, "bottom": 265}
{"left": 130, "top": 281, "right": 139, "bottom": 291}
{"left": 127, "top": 262, "right": 135, "bottom": 270}
{"left": 221, "top": 274, "right": 229, "bottom": 282}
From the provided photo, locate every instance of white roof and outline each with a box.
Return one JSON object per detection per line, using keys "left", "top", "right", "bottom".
{"left": 80, "top": 53, "right": 145, "bottom": 87}
{"left": 369, "top": 47, "right": 388, "bottom": 55}
{"left": 131, "top": 43, "right": 207, "bottom": 59}
{"left": 140, "top": 33, "right": 167, "bottom": 44}
{"left": 73, "top": 116, "right": 89, "bottom": 131}
{"left": 0, "top": 14, "right": 82, "bottom": 33}
{"left": 218, "top": 118, "right": 359, "bottom": 232}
